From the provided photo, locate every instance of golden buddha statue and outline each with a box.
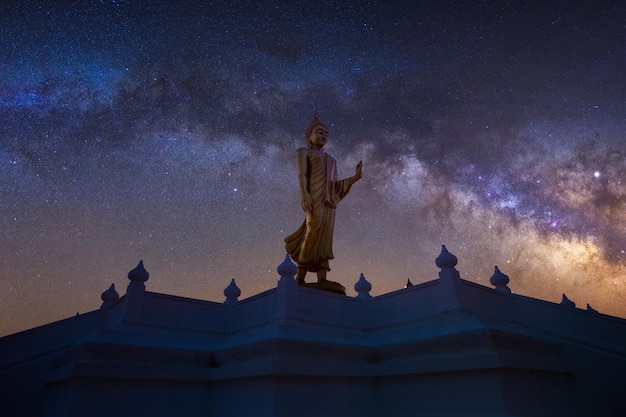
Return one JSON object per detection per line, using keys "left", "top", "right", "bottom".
{"left": 285, "top": 114, "right": 363, "bottom": 287}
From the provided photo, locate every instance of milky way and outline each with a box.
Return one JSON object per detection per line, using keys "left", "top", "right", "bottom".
{"left": 1, "top": 1, "right": 625, "bottom": 335}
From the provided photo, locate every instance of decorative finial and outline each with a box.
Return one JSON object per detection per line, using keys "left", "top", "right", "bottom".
{"left": 100, "top": 283, "right": 119, "bottom": 309}
{"left": 128, "top": 260, "right": 149, "bottom": 282}
{"left": 224, "top": 278, "right": 241, "bottom": 305}
{"left": 405, "top": 278, "right": 413, "bottom": 288}
{"left": 435, "top": 245, "right": 458, "bottom": 269}
{"left": 490, "top": 266, "right": 511, "bottom": 293}
{"left": 586, "top": 303, "right": 599, "bottom": 314}
{"left": 354, "top": 273, "right": 372, "bottom": 299}
{"left": 560, "top": 293, "right": 575, "bottom": 308}
{"left": 278, "top": 253, "right": 298, "bottom": 279}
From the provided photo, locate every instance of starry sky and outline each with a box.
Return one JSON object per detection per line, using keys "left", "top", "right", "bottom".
{"left": 1, "top": 0, "right": 625, "bottom": 336}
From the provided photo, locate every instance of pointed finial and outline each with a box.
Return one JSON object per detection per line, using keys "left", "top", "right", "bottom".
{"left": 435, "top": 245, "right": 458, "bottom": 269}
{"left": 128, "top": 260, "right": 149, "bottom": 282}
{"left": 586, "top": 303, "right": 599, "bottom": 314}
{"left": 278, "top": 253, "right": 298, "bottom": 279}
{"left": 560, "top": 293, "right": 575, "bottom": 308}
{"left": 405, "top": 278, "right": 413, "bottom": 288}
{"left": 224, "top": 278, "right": 241, "bottom": 305}
{"left": 100, "top": 283, "right": 119, "bottom": 309}
{"left": 490, "top": 266, "right": 511, "bottom": 293}
{"left": 354, "top": 273, "right": 372, "bottom": 299}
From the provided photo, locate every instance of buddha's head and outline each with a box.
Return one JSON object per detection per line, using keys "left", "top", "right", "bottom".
{"left": 305, "top": 113, "right": 329, "bottom": 149}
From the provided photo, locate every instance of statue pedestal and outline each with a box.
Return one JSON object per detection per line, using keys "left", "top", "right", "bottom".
{"left": 302, "top": 280, "right": 346, "bottom": 295}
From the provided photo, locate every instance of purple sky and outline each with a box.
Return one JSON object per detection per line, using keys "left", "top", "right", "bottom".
{"left": 1, "top": 1, "right": 625, "bottom": 335}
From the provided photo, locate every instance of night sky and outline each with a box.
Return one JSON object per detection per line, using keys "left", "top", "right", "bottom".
{"left": 1, "top": 1, "right": 625, "bottom": 336}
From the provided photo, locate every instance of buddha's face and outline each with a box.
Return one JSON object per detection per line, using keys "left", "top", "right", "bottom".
{"left": 309, "top": 126, "right": 328, "bottom": 149}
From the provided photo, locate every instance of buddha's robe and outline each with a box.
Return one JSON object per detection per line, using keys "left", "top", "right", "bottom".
{"left": 284, "top": 148, "right": 355, "bottom": 272}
